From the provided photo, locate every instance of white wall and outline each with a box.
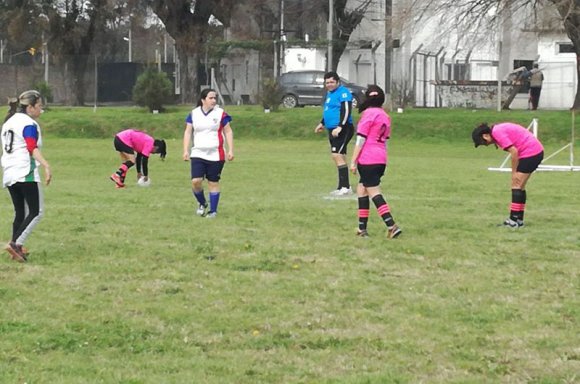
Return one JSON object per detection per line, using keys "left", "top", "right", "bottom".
{"left": 283, "top": 48, "right": 326, "bottom": 72}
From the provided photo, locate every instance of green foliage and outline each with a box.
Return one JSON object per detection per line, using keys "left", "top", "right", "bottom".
{"left": 260, "top": 79, "right": 284, "bottom": 111}
{"left": 0, "top": 138, "right": 578, "bottom": 383}
{"left": 38, "top": 106, "right": 580, "bottom": 146}
{"left": 132, "top": 69, "right": 173, "bottom": 113}
{"left": 33, "top": 80, "right": 53, "bottom": 103}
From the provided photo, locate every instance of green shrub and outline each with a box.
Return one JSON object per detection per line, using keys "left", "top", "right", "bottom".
{"left": 34, "top": 81, "right": 53, "bottom": 103}
{"left": 260, "top": 78, "right": 284, "bottom": 111}
{"left": 132, "top": 69, "right": 173, "bottom": 112}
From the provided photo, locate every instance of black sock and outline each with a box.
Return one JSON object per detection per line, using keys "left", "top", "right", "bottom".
{"left": 358, "top": 196, "right": 370, "bottom": 230}
{"left": 338, "top": 165, "right": 349, "bottom": 189}
{"left": 372, "top": 194, "right": 395, "bottom": 227}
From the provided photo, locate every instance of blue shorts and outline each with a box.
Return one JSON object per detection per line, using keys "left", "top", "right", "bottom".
{"left": 190, "top": 158, "right": 225, "bottom": 182}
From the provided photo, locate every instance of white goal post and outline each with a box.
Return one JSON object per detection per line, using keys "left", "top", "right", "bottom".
{"left": 488, "top": 114, "right": 580, "bottom": 172}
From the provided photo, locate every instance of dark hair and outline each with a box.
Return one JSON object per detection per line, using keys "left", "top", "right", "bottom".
{"left": 358, "top": 85, "right": 385, "bottom": 113}
{"left": 4, "top": 90, "right": 42, "bottom": 123}
{"left": 154, "top": 139, "right": 167, "bottom": 159}
{"left": 472, "top": 123, "right": 491, "bottom": 147}
{"left": 197, "top": 88, "right": 217, "bottom": 107}
{"left": 323, "top": 71, "right": 340, "bottom": 82}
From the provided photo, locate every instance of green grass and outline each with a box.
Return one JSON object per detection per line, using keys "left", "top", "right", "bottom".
{"left": 40, "top": 105, "right": 580, "bottom": 145}
{"left": 1, "top": 109, "right": 579, "bottom": 383}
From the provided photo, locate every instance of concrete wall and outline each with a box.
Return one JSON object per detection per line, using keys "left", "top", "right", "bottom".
{"left": 434, "top": 81, "right": 512, "bottom": 109}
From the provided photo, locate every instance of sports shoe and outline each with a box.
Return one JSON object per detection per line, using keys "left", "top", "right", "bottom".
{"left": 110, "top": 173, "right": 125, "bottom": 188}
{"left": 206, "top": 211, "right": 217, "bottom": 219}
{"left": 387, "top": 224, "right": 402, "bottom": 239}
{"left": 5, "top": 242, "right": 26, "bottom": 262}
{"left": 501, "top": 218, "right": 524, "bottom": 228}
{"left": 356, "top": 229, "right": 369, "bottom": 237}
{"left": 330, "top": 187, "right": 353, "bottom": 196}
{"left": 196, "top": 203, "right": 208, "bottom": 216}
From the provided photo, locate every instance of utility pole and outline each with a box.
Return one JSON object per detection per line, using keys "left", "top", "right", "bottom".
{"left": 327, "top": 0, "right": 333, "bottom": 71}
{"left": 385, "top": 0, "right": 392, "bottom": 94}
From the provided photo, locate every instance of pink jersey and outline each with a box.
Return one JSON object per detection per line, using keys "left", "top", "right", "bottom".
{"left": 117, "top": 129, "right": 155, "bottom": 157}
{"left": 491, "top": 123, "right": 543, "bottom": 159}
{"left": 356, "top": 107, "right": 391, "bottom": 165}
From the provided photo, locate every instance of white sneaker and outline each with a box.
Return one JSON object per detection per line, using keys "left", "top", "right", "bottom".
{"left": 206, "top": 212, "right": 217, "bottom": 219}
{"left": 330, "top": 187, "right": 353, "bottom": 196}
{"left": 196, "top": 203, "right": 208, "bottom": 216}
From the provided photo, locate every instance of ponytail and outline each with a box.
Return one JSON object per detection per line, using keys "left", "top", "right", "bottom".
{"left": 4, "top": 90, "right": 42, "bottom": 123}
{"left": 4, "top": 98, "right": 19, "bottom": 123}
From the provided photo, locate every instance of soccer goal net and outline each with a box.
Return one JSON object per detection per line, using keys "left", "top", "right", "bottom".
{"left": 488, "top": 116, "right": 580, "bottom": 172}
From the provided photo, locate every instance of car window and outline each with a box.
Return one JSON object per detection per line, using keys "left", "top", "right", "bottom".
{"left": 280, "top": 73, "right": 296, "bottom": 84}
{"left": 313, "top": 75, "right": 324, "bottom": 85}
{"left": 296, "top": 73, "right": 314, "bottom": 84}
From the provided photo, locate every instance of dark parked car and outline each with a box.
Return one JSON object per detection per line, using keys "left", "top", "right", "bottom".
{"left": 278, "top": 70, "right": 366, "bottom": 109}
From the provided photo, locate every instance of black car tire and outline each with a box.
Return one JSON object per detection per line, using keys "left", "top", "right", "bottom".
{"left": 352, "top": 96, "right": 359, "bottom": 109}
{"left": 282, "top": 94, "right": 299, "bottom": 108}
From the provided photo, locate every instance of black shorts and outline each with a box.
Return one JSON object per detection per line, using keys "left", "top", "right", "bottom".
{"left": 114, "top": 136, "right": 134, "bottom": 154}
{"left": 327, "top": 124, "right": 354, "bottom": 155}
{"left": 358, "top": 164, "right": 386, "bottom": 188}
{"left": 190, "top": 158, "right": 225, "bottom": 182}
{"left": 517, "top": 151, "right": 544, "bottom": 173}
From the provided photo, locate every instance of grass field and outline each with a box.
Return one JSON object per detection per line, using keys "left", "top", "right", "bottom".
{"left": 1, "top": 107, "right": 579, "bottom": 383}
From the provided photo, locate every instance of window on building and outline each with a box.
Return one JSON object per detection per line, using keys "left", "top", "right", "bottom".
{"left": 558, "top": 42, "right": 574, "bottom": 53}
{"left": 446, "top": 63, "right": 467, "bottom": 80}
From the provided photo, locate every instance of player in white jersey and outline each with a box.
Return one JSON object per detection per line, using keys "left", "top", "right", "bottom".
{"left": 1, "top": 90, "right": 52, "bottom": 262}
{"left": 182, "top": 88, "right": 234, "bottom": 218}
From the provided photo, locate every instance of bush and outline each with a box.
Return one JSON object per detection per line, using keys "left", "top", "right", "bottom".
{"left": 132, "top": 69, "right": 173, "bottom": 112}
{"left": 34, "top": 81, "right": 53, "bottom": 104}
{"left": 260, "top": 78, "right": 284, "bottom": 112}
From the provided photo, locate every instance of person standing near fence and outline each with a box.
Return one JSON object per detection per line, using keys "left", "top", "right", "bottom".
{"left": 182, "top": 88, "right": 234, "bottom": 218}
{"left": 1, "top": 90, "right": 52, "bottom": 262}
{"left": 314, "top": 71, "right": 355, "bottom": 196}
{"left": 529, "top": 63, "right": 544, "bottom": 110}
{"left": 349, "top": 85, "right": 402, "bottom": 239}
{"left": 472, "top": 122, "right": 544, "bottom": 228}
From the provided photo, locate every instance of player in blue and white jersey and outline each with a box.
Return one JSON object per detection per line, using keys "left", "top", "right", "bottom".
{"left": 314, "top": 71, "right": 355, "bottom": 196}
{"left": 1, "top": 90, "right": 52, "bottom": 262}
{"left": 182, "top": 88, "right": 234, "bottom": 218}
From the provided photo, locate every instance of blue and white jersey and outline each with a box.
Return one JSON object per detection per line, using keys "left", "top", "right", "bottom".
{"left": 1, "top": 113, "right": 42, "bottom": 187}
{"left": 185, "top": 106, "right": 232, "bottom": 161}
{"left": 322, "top": 84, "right": 353, "bottom": 129}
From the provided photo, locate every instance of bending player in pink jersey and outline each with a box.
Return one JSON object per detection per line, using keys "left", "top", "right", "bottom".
{"left": 472, "top": 122, "right": 544, "bottom": 227}
{"left": 110, "top": 129, "right": 166, "bottom": 188}
{"left": 349, "top": 85, "right": 402, "bottom": 239}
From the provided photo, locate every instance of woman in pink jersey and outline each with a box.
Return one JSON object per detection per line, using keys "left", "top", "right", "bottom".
{"left": 110, "top": 129, "right": 166, "bottom": 188}
{"left": 472, "top": 122, "right": 544, "bottom": 227}
{"left": 349, "top": 85, "right": 401, "bottom": 239}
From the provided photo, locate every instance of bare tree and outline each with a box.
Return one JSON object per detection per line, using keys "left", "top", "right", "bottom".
{"left": 411, "top": 0, "right": 580, "bottom": 109}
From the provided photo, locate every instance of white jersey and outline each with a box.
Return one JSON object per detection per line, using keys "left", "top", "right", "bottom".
{"left": 188, "top": 106, "right": 230, "bottom": 161}
{"left": 1, "top": 113, "right": 42, "bottom": 187}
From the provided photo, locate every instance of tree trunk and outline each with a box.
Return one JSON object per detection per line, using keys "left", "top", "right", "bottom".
{"left": 551, "top": 0, "right": 580, "bottom": 110}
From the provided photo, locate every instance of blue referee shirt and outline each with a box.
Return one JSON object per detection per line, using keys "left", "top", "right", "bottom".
{"left": 322, "top": 84, "right": 353, "bottom": 129}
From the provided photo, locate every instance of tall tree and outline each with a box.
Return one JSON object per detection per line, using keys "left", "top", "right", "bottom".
{"left": 411, "top": 0, "right": 580, "bottom": 109}
{"left": 36, "top": 0, "right": 115, "bottom": 105}
{"left": 145, "top": 0, "right": 233, "bottom": 103}
{"left": 325, "top": 0, "right": 374, "bottom": 71}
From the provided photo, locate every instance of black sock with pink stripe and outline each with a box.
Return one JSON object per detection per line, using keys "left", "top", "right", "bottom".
{"left": 510, "top": 189, "right": 526, "bottom": 222}
{"left": 358, "top": 196, "right": 370, "bottom": 230}
{"left": 372, "top": 194, "right": 395, "bottom": 227}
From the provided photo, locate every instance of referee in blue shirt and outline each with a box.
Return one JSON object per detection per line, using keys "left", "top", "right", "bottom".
{"left": 314, "top": 71, "right": 355, "bottom": 196}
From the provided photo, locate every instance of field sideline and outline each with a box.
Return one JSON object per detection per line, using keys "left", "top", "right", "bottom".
{"left": 1, "top": 112, "right": 579, "bottom": 382}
